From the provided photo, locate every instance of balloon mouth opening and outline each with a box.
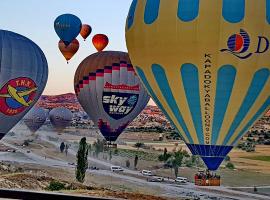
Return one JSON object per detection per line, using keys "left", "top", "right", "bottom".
{"left": 186, "top": 144, "right": 233, "bottom": 171}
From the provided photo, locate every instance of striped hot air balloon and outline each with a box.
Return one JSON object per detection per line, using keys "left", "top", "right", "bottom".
{"left": 126, "top": 0, "right": 270, "bottom": 170}
{"left": 74, "top": 51, "right": 150, "bottom": 142}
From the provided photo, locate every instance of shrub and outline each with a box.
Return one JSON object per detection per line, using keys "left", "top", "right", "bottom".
{"left": 126, "top": 160, "right": 130, "bottom": 168}
{"left": 226, "top": 162, "right": 235, "bottom": 170}
{"left": 46, "top": 181, "right": 65, "bottom": 191}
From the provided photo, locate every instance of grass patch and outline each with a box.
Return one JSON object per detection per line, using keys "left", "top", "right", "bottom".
{"left": 241, "top": 156, "right": 270, "bottom": 162}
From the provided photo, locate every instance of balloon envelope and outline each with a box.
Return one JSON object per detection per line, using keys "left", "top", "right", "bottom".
{"left": 58, "top": 39, "right": 79, "bottom": 63}
{"left": 92, "top": 34, "right": 109, "bottom": 52}
{"left": 0, "top": 30, "right": 48, "bottom": 139}
{"left": 49, "top": 107, "right": 72, "bottom": 132}
{"left": 54, "top": 14, "right": 82, "bottom": 46}
{"left": 74, "top": 51, "right": 150, "bottom": 142}
{"left": 126, "top": 1, "right": 270, "bottom": 170}
{"left": 24, "top": 107, "right": 47, "bottom": 133}
{"left": 80, "top": 24, "right": 92, "bottom": 41}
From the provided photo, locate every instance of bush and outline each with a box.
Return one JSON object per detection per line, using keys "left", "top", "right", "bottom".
{"left": 134, "top": 142, "right": 145, "bottom": 149}
{"left": 226, "top": 162, "right": 235, "bottom": 170}
{"left": 225, "top": 156, "right": 230, "bottom": 162}
{"left": 23, "top": 140, "right": 29, "bottom": 146}
{"left": 126, "top": 160, "right": 130, "bottom": 168}
{"left": 46, "top": 181, "right": 65, "bottom": 191}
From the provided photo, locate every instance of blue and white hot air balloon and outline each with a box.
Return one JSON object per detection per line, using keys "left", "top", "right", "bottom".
{"left": 0, "top": 30, "right": 48, "bottom": 139}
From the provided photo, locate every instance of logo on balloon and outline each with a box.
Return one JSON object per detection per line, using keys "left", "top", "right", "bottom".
{"left": 221, "top": 29, "right": 270, "bottom": 59}
{"left": 102, "top": 92, "right": 139, "bottom": 120}
{"left": 0, "top": 77, "right": 37, "bottom": 116}
{"left": 220, "top": 29, "right": 252, "bottom": 59}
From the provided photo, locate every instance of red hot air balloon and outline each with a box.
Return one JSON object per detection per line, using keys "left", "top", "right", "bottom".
{"left": 92, "top": 34, "right": 109, "bottom": 52}
{"left": 58, "top": 39, "right": 80, "bottom": 63}
{"left": 80, "top": 24, "right": 92, "bottom": 41}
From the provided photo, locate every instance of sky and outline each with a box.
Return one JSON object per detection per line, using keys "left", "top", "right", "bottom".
{"left": 0, "top": 0, "right": 133, "bottom": 95}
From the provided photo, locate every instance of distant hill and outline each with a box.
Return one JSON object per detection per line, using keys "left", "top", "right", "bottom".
{"left": 37, "top": 93, "right": 83, "bottom": 111}
{"left": 37, "top": 93, "right": 270, "bottom": 118}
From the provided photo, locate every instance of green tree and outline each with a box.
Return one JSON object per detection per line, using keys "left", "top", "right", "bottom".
{"left": 76, "top": 137, "right": 89, "bottom": 183}
{"left": 226, "top": 162, "right": 235, "bottom": 170}
{"left": 126, "top": 160, "right": 130, "bottom": 168}
{"left": 60, "top": 142, "right": 65, "bottom": 153}
{"left": 93, "top": 139, "right": 105, "bottom": 158}
{"left": 134, "top": 155, "right": 139, "bottom": 169}
{"left": 166, "top": 150, "right": 186, "bottom": 178}
{"left": 134, "top": 142, "right": 144, "bottom": 150}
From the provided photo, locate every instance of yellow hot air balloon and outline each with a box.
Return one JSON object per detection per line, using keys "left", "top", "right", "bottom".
{"left": 126, "top": 0, "right": 270, "bottom": 170}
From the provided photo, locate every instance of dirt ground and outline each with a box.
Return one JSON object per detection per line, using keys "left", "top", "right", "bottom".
{"left": 0, "top": 162, "right": 172, "bottom": 200}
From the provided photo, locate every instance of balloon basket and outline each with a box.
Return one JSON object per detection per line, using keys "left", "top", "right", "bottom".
{"left": 194, "top": 170, "right": 221, "bottom": 186}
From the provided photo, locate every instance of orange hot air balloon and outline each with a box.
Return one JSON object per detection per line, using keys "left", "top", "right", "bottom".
{"left": 92, "top": 34, "right": 109, "bottom": 52}
{"left": 58, "top": 39, "right": 79, "bottom": 63}
{"left": 80, "top": 24, "right": 92, "bottom": 41}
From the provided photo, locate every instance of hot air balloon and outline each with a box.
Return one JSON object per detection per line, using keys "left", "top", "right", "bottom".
{"left": 49, "top": 107, "right": 72, "bottom": 133}
{"left": 80, "top": 24, "right": 92, "bottom": 41}
{"left": 24, "top": 107, "right": 47, "bottom": 133}
{"left": 0, "top": 30, "right": 48, "bottom": 140}
{"left": 74, "top": 51, "right": 150, "bottom": 142}
{"left": 126, "top": 1, "right": 270, "bottom": 171}
{"left": 54, "top": 14, "right": 82, "bottom": 46}
{"left": 58, "top": 39, "right": 80, "bottom": 63}
{"left": 92, "top": 34, "right": 109, "bottom": 52}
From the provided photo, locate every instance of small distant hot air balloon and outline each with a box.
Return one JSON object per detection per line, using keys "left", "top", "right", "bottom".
{"left": 126, "top": 0, "right": 270, "bottom": 171}
{"left": 80, "top": 24, "right": 92, "bottom": 41}
{"left": 49, "top": 107, "right": 72, "bottom": 133}
{"left": 54, "top": 14, "right": 82, "bottom": 46}
{"left": 58, "top": 39, "right": 80, "bottom": 63}
{"left": 92, "top": 34, "right": 109, "bottom": 52}
{"left": 74, "top": 51, "right": 150, "bottom": 142}
{"left": 0, "top": 30, "right": 48, "bottom": 140}
{"left": 24, "top": 107, "right": 47, "bottom": 133}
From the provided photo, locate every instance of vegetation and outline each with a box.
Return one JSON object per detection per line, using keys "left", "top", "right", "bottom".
{"left": 241, "top": 156, "right": 270, "bottom": 162}
{"left": 60, "top": 142, "right": 65, "bottom": 153}
{"left": 126, "top": 160, "right": 130, "bottom": 168}
{"left": 134, "top": 155, "right": 138, "bottom": 169}
{"left": 113, "top": 148, "right": 158, "bottom": 161}
{"left": 226, "top": 162, "right": 235, "bottom": 170}
{"left": 46, "top": 181, "right": 65, "bottom": 191}
{"left": 76, "top": 137, "right": 89, "bottom": 183}
{"left": 92, "top": 139, "right": 105, "bottom": 157}
{"left": 134, "top": 142, "right": 145, "bottom": 149}
{"left": 158, "top": 149, "right": 190, "bottom": 178}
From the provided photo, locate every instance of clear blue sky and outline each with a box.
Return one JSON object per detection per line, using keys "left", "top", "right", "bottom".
{"left": 0, "top": 0, "right": 133, "bottom": 95}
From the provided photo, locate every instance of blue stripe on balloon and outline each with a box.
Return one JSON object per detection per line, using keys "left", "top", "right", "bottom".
{"left": 135, "top": 66, "right": 187, "bottom": 142}
{"left": 232, "top": 97, "right": 270, "bottom": 145}
{"left": 223, "top": 68, "right": 270, "bottom": 145}
{"left": 266, "top": 0, "right": 270, "bottom": 24}
{"left": 127, "top": 0, "right": 138, "bottom": 29}
{"left": 181, "top": 64, "right": 204, "bottom": 144}
{"left": 144, "top": 0, "right": 160, "bottom": 24}
{"left": 177, "top": 0, "right": 199, "bottom": 22}
{"left": 212, "top": 65, "right": 236, "bottom": 144}
{"left": 152, "top": 64, "right": 194, "bottom": 144}
{"left": 222, "top": 0, "right": 245, "bottom": 23}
